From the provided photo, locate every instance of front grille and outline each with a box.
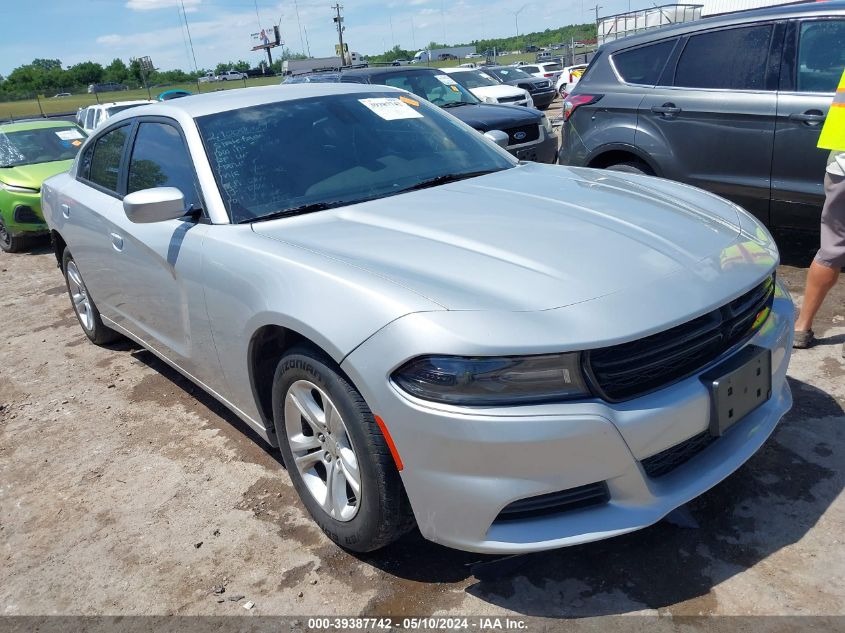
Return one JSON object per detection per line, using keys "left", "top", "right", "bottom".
{"left": 495, "top": 482, "right": 609, "bottom": 522}
{"left": 532, "top": 80, "right": 552, "bottom": 90}
{"left": 586, "top": 275, "right": 775, "bottom": 402}
{"left": 503, "top": 123, "right": 539, "bottom": 145}
{"left": 13, "top": 205, "right": 40, "bottom": 224}
{"left": 498, "top": 95, "right": 525, "bottom": 104}
{"left": 641, "top": 431, "right": 716, "bottom": 478}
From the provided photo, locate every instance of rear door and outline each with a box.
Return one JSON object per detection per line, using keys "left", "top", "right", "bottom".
{"left": 770, "top": 18, "right": 845, "bottom": 228}
{"left": 637, "top": 22, "right": 782, "bottom": 222}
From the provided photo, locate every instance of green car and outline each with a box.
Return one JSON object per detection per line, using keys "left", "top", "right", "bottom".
{"left": 0, "top": 120, "right": 87, "bottom": 252}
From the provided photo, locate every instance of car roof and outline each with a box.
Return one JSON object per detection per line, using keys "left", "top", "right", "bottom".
{"left": 341, "top": 66, "right": 439, "bottom": 77}
{"left": 106, "top": 83, "right": 405, "bottom": 123}
{"left": 601, "top": 0, "right": 845, "bottom": 52}
{"left": 0, "top": 119, "right": 78, "bottom": 133}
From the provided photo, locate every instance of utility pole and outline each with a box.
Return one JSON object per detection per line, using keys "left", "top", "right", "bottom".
{"left": 592, "top": 4, "right": 603, "bottom": 29}
{"left": 332, "top": 4, "right": 347, "bottom": 66}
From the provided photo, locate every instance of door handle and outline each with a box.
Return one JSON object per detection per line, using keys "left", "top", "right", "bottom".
{"left": 61, "top": 204, "right": 70, "bottom": 219}
{"left": 651, "top": 103, "right": 681, "bottom": 116}
{"left": 110, "top": 232, "right": 124, "bottom": 252}
{"left": 788, "top": 110, "right": 826, "bottom": 126}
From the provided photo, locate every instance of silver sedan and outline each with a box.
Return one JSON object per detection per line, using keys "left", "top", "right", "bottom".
{"left": 41, "top": 83, "right": 793, "bottom": 553}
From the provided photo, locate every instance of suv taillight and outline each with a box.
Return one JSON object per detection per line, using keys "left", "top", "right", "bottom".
{"left": 563, "top": 94, "right": 602, "bottom": 122}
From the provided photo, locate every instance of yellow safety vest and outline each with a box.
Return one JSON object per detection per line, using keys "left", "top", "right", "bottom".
{"left": 818, "top": 68, "right": 845, "bottom": 151}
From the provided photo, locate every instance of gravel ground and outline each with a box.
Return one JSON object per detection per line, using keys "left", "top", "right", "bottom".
{"left": 0, "top": 213, "right": 843, "bottom": 619}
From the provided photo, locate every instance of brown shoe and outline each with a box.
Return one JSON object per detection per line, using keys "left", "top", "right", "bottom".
{"left": 793, "top": 330, "right": 815, "bottom": 349}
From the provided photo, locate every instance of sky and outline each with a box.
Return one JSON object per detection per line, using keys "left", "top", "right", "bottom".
{"left": 1, "top": 0, "right": 643, "bottom": 75}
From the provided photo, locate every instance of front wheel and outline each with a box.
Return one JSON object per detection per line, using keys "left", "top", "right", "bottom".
{"left": 605, "top": 160, "right": 652, "bottom": 176}
{"left": 62, "top": 249, "right": 122, "bottom": 345}
{"left": 0, "top": 218, "right": 27, "bottom": 253}
{"left": 272, "top": 346, "right": 415, "bottom": 552}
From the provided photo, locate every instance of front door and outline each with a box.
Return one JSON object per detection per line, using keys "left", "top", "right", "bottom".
{"left": 770, "top": 18, "right": 845, "bottom": 229}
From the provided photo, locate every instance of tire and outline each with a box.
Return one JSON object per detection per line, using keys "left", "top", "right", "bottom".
{"left": 272, "top": 345, "right": 415, "bottom": 552}
{"left": 0, "top": 218, "right": 27, "bottom": 253}
{"left": 605, "top": 161, "right": 652, "bottom": 176}
{"left": 62, "top": 249, "right": 122, "bottom": 345}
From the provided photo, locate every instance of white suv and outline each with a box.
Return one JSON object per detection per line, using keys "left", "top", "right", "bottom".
{"left": 442, "top": 68, "right": 534, "bottom": 108}
{"left": 78, "top": 101, "right": 155, "bottom": 133}
{"left": 218, "top": 70, "right": 247, "bottom": 81}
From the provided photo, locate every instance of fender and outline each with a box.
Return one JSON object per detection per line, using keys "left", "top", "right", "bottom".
{"left": 585, "top": 142, "right": 664, "bottom": 177}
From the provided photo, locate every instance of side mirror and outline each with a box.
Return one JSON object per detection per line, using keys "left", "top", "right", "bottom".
{"left": 123, "top": 187, "right": 186, "bottom": 224}
{"left": 483, "top": 129, "right": 509, "bottom": 148}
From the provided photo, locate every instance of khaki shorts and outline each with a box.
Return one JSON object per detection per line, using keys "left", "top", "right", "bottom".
{"left": 817, "top": 172, "right": 845, "bottom": 269}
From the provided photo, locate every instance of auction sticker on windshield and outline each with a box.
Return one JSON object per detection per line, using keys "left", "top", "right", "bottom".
{"left": 359, "top": 98, "right": 423, "bottom": 121}
{"left": 435, "top": 74, "right": 458, "bottom": 86}
{"left": 55, "top": 129, "right": 84, "bottom": 140}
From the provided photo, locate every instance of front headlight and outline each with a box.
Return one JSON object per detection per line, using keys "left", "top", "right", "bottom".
{"left": 0, "top": 181, "right": 39, "bottom": 194}
{"left": 541, "top": 114, "right": 554, "bottom": 135}
{"left": 392, "top": 353, "right": 590, "bottom": 406}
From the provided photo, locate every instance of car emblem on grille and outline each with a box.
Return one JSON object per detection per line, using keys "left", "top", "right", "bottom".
{"left": 514, "top": 131, "right": 527, "bottom": 141}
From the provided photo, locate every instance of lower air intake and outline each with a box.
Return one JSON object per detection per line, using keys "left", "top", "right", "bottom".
{"left": 494, "top": 481, "right": 610, "bottom": 522}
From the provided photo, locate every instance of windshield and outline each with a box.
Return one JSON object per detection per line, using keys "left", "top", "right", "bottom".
{"left": 372, "top": 71, "right": 479, "bottom": 106}
{"left": 0, "top": 125, "right": 86, "bottom": 168}
{"left": 490, "top": 67, "right": 533, "bottom": 81}
{"left": 196, "top": 91, "right": 515, "bottom": 224}
{"left": 448, "top": 70, "right": 500, "bottom": 89}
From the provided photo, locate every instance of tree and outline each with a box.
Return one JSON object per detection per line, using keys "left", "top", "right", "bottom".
{"left": 31, "top": 59, "right": 62, "bottom": 72}
{"left": 67, "top": 61, "right": 104, "bottom": 86}
{"left": 103, "top": 58, "right": 129, "bottom": 84}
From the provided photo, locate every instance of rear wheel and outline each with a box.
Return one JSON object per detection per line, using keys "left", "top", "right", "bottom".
{"left": 605, "top": 160, "right": 653, "bottom": 176}
{"left": 62, "top": 249, "right": 122, "bottom": 345}
{"left": 273, "top": 346, "right": 415, "bottom": 552}
{"left": 0, "top": 218, "right": 26, "bottom": 253}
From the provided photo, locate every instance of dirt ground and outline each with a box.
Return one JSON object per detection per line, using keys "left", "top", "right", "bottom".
{"left": 1, "top": 197, "right": 844, "bottom": 619}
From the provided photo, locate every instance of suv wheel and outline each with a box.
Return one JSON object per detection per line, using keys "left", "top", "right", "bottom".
{"left": 272, "top": 346, "right": 415, "bottom": 552}
{"left": 605, "top": 161, "right": 653, "bottom": 176}
{"left": 62, "top": 249, "right": 122, "bottom": 345}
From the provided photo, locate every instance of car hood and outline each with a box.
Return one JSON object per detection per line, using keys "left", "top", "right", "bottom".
{"left": 252, "top": 163, "right": 771, "bottom": 312}
{"left": 445, "top": 102, "right": 540, "bottom": 132}
{"left": 467, "top": 85, "right": 525, "bottom": 100}
{"left": 0, "top": 159, "right": 75, "bottom": 190}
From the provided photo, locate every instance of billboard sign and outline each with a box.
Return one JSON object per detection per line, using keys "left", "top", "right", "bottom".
{"left": 251, "top": 25, "right": 280, "bottom": 49}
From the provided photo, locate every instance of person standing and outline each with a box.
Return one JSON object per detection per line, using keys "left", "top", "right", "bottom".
{"left": 794, "top": 69, "right": 845, "bottom": 353}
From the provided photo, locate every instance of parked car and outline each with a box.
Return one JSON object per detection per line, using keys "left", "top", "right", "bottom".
{"left": 339, "top": 66, "right": 557, "bottom": 163}
{"left": 41, "top": 83, "right": 792, "bottom": 553}
{"left": 87, "top": 83, "right": 129, "bottom": 94}
{"left": 519, "top": 62, "right": 564, "bottom": 83}
{"left": 465, "top": 52, "right": 483, "bottom": 59}
{"left": 436, "top": 54, "right": 457, "bottom": 61}
{"left": 391, "top": 59, "right": 412, "bottom": 66}
{"left": 78, "top": 101, "right": 156, "bottom": 134}
{"left": 441, "top": 67, "right": 534, "bottom": 108}
{"left": 556, "top": 63, "right": 588, "bottom": 97}
{"left": 52, "top": 93, "right": 71, "bottom": 98}
{"left": 0, "top": 120, "right": 86, "bottom": 252}
{"left": 484, "top": 65, "right": 557, "bottom": 109}
{"left": 198, "top": 72, "right": 218, "bottom": 83}
{"left": 559, "top": 2, "right": 845, "bottom": 229}
{"left": 218, "top": 70, "right": 247, "bottom": 81}
{"left": 536, "top": 52, "right": 554, "bottom": 62}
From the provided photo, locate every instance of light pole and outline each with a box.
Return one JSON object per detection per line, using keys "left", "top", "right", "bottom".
{"left": 513, "top": 4, "right": 528, "bottom": 39}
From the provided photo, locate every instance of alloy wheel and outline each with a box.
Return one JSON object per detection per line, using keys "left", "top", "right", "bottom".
{"left": 284, "top": 380, "right": 362, "bottom": 522}
{"left": 0, "top": 219, "right": 11, "bottom": 249}
{"left": 65, "top": 260, "right": 94, "bottom": 332}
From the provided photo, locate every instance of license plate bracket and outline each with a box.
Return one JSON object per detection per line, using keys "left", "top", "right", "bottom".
{"left": 701, "top": 345, "right": 772, "bottom": 437}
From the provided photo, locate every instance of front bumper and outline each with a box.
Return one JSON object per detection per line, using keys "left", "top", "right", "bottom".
{"left": 509, "top": 128, "right": 558, "bottom": 164}
{"left": 0, "top": 190, "right": 47, "bottom": 236}
{"left": 341, "top": 286, "right": 793, "bottom": 553}
{"left": 531, "top": 89, "right": 557, "bottom": 108}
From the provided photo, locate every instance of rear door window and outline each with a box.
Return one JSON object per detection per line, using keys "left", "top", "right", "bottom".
{"left": 796, "top": 20, "right": 845, "bottom": 93}
{"left": 87, "top": 125, "right": 129, "bottom": 192}
{"left": 613, "top": 39, "right": 676, "bottom": 85}
{"left": 674, "top": 24, "right": 773, "bottom": 90}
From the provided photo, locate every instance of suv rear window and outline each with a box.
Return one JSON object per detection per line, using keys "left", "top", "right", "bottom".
{"left": 613, "top": 39, "right": 676, "bottom": 85}
{"left": 674, "top": 24, "right": 772, "bottom": 90}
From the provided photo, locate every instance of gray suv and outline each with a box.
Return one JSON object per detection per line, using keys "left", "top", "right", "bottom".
{"left": 558, "top": 2, "right": 845, "bottom": 230}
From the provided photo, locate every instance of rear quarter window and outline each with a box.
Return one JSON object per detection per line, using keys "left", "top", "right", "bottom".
{"left": 674, "top": 24, "right": 773, "bottom": 90}
{"left": 612, "top": 39, "right": 676, "bottom": 85}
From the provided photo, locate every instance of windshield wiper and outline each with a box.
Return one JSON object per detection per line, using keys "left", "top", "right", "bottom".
{"left": 392, "top": 169, "right": 503, "bottom": 195}
{"left": 441, "top": 101, "right": 474, "bottom": 108}
{"left": 240, "top": 201, "right": 345, "bottom": 224}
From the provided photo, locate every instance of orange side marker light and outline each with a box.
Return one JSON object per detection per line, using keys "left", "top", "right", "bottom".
{"left": 375, "top": 415, "right": 404, "bottom": 471}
